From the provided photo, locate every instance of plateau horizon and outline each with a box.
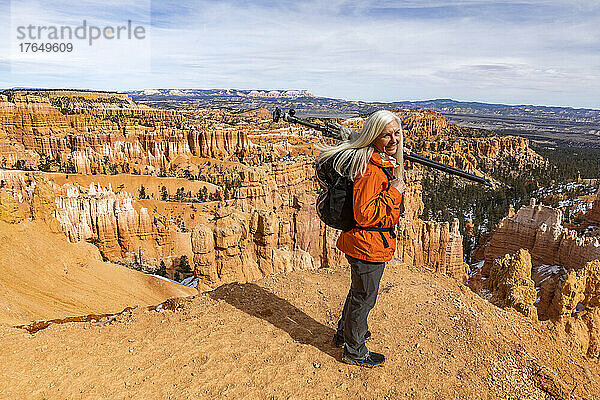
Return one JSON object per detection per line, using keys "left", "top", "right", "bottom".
{"left": 2, "top": 88, "right": 598, "bottom": 112}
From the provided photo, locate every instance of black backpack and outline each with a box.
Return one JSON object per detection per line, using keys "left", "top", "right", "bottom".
{"left": 315, "top": 155, "right": 397, "bottom": 246}
{"left": 315, "top": 155, "right": 355, "bottom": 232}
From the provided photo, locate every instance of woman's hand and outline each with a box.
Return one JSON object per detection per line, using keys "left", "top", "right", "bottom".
{"left": 389, "top": 177, "right": 406, "bottom": 193}
{"left": 403, "top": 147, "right": 411, "bottom": 154}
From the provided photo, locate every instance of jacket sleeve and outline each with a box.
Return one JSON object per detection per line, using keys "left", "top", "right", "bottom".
{"left": 353, "top": 168, "right": 403, "bottom": 228}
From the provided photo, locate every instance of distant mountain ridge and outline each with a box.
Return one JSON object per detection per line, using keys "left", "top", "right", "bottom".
{"left": 124, "top": 89, "right": 600, "bottom": 148}
{"left": 127, "top": 88, "right": 314, "bottom": 99}
{"left": 3, "top": 88, "right": 596, "bottom": 147}
{"left": 396, "top": 98, "right": 600, "bottom": 118}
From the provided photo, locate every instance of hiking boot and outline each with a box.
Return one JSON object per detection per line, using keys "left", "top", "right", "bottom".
{"left": 342, "top": 350, "right": 385, "bottom": 368}
{"left": 333, "top": 330, "right": 372, "bottom": 347}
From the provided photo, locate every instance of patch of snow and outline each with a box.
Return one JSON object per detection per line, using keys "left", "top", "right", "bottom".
{"left": 93, "top": 314, "right": 118, "bottom": 326}
{"left": 480, "top": 288, "right": 492, "bottom": 301}
{"left": 534, "top": 264, "right": 567, "bottom": 286}
{"left": 537, "top": 264, "right": 565, "bottom": 275}
{"left": 150, "top": 274, "right": 197, "bottom": 288}
{"left": 469, "top": 261, "right": 485, "bottom": 278}
{"left": 179, "top": 276, "right": 198, "bottom": 288}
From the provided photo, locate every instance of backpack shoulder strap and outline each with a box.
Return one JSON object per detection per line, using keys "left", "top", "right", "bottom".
{"left": 369, "top": 160, "right": 395, "bottom": 188}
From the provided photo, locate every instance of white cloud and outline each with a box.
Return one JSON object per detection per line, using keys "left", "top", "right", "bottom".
{"left": 3, "top": 0, "right": 600, "bottom": 108}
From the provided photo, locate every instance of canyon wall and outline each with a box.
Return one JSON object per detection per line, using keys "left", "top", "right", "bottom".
{"left": 0, "top": 162, "right": 467, "bottom": 288}
{"left": 0, "top": 91, "right": 252, "bottom": 175}
{"left": 586, "top": 187, "right": 600, "bottom": 225}
{"left": 0, "top": 94, "right": 476, "bottom": 288}
{"left": 481, "top": 199, "right": 600, "bottom": 274}
{"left": 0, "top": 170, "right": 176, "bottom": 268}
{"left": 54, "top": 183, "right": 175, "bottom": 265}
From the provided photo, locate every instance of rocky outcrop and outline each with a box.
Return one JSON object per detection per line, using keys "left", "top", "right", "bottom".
{"left": 475, "top": 198, "right": 600, "bottom": 349}
{"left": 478, "top": 248, "right": 600, "bottom": 357}
{"left": 54, "top": 182, "right": 175, "bottom": 268}
{"left": 482, "top": 199, "right": 600, "bottom": 274}
{"left": 487, "top": 249, "right": 538, "bottom": 320}
{"left": 0, "top": 170, "right": 59, "bottom": 231}
{"left": 0, "top": 90, "right": 252, "bottom": 175}
{"left": 188, "top": 157, "right": 339, "bottom": 288}
{"left": 396, "top": 214, "right": 466, "bottom": 280}
{"left": 401, "top": 109, "right": 460, "bottom": 137}
{"left": 188, "top": 164, "right": 466, "bottom": 288}
{"left": 0, "top": 103, "right": 471, "bottom": 287}
{"left": 190, "top": 207, "right": 319, "bottom": 288}
{"left": 586, "top": 187, "right": 600, "bottom": 225}
{"left": 547, "top": 260, "right": 600, "bottom": 358}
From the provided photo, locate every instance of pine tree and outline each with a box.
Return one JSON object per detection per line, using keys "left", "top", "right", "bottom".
{"left": 160, "top": 185, "right": 169, "bottom": 201}
{"left": 176, "top": 255, "right": 193, "bottom": 279}
{"left": 158, "top": 260, "right": 167, "bottom": 277}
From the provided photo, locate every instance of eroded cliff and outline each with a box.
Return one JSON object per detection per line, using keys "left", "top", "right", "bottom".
{"left": 480, "top": 199, "right": 600, "bottom": 274}
{"left": 8, "top": 93, "right": 565, "bottom": 289}
{"left": 586, "top": 187, "right": 600, "bottom": 225}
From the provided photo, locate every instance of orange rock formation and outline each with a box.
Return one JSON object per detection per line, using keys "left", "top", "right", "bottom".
{"left": 483, "top": 247, "right": 600, "bottom": 358}
{"left": 586, "top": 187, "right": 600, "bottom": 225}
{"left": 0, "top": 90, "right": 251, "bottom": 175}
{"left": 2, "top": 91, "right": 510, "bottom": 287}
{"left": 487, "top": 249, "right": 538, "bottom": 320}
{"left": 482, "top": 199, "right": 600, "bottom": 274}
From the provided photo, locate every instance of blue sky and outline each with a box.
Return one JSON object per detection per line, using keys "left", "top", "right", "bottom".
{"left": 1, "top": 0, "right": 599, "bottom": 108}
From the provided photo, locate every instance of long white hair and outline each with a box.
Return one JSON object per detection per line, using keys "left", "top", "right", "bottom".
{"left": 316, "top": 110, "right": 404, "bottom": 183}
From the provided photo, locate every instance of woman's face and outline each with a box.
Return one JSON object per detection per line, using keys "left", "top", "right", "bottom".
{"left": 372, "top": 120, "right": 401, "bottom": 156}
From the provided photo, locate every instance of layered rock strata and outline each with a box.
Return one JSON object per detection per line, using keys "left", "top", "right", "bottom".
{"left": 482, "top": 199, "right": 600, "bottom": 274}
{"left": 0, "top": 170, "right": 176, "bottom": 270}
{"left": 0, "top": 91, "right": 252, "bottom": 175}
{"left": 54, "top": 182, "right": 175, "bottom": 266}
{"left": 0, "top": 102, "right": 473, "bottom": 287}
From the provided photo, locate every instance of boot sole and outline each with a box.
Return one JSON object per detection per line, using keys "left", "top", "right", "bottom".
{"left": 341, "top": 357, "right": 385, "bottom": 368}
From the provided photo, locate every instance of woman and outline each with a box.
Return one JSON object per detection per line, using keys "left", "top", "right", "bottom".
{"left": 316, "top": 110, "right": 406, "bottom": 367}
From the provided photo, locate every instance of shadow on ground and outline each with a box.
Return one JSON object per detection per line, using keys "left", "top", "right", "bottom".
{"left": 209, "top": 282, "right": 339, "bottom": 360}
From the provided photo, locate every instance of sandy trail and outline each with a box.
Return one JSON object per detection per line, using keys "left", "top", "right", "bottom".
{"left": 1, "top": 263, "right": 598, "bottom": 399}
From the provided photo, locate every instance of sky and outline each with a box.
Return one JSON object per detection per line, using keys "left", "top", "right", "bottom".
{"left": 1, "top": 0, "right": 599, "bottom": 108}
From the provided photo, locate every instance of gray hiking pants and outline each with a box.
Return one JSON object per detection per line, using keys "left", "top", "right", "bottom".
{"left": 336, "top": 254, "right": 385, "bottom": 358}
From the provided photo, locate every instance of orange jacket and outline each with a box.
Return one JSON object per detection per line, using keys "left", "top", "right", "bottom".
{"left": 336, "top": 152, "right": 403, "bottom": 262}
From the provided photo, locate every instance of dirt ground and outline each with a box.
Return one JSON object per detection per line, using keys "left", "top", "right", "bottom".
{"left": 0, "top": 220, "right": 196, "bottom": 326}
{"left": 1, "top": 262, "right": 599, "bottom": 399}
